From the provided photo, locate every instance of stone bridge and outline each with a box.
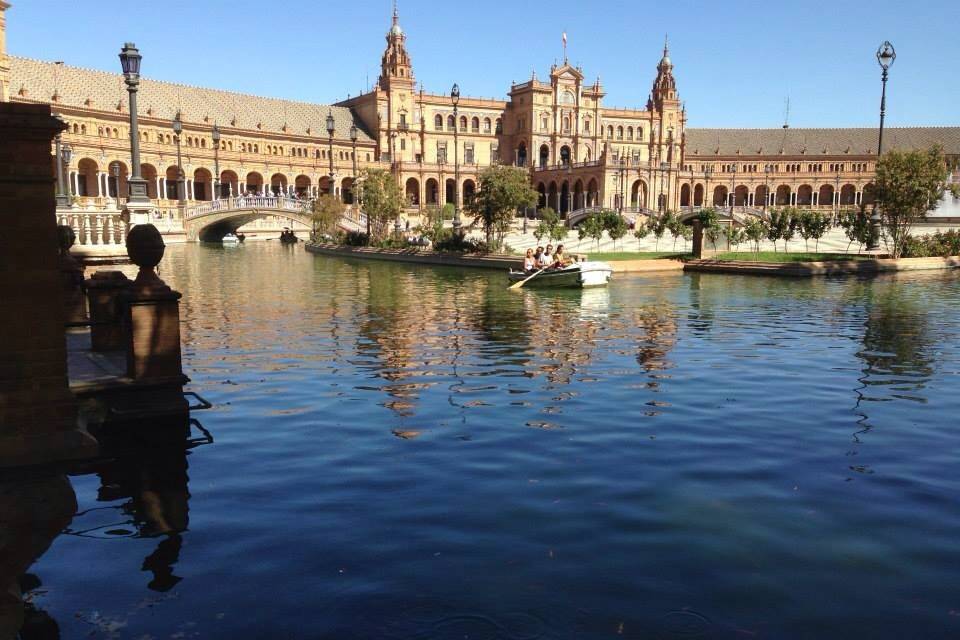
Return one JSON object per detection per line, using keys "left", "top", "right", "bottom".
{"left": 565, "top": 206, "right": 656, "bottom": 228}
{"left": 183, "top": 196, "right": 365, "bottom": 241}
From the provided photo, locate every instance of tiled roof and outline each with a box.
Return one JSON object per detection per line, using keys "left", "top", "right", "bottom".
{"left": 685, "top": 127, "right": 960, "bottom": 157}
{"left": 9, "top": 56, "right": 374, "bottom": 142}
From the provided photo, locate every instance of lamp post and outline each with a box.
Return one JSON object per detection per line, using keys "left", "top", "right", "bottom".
{"left": 729, "top": 164, "right": 737, "bottom": 214}
{"left": 763, "top": 164, "right": 771, "bottom": 213}
{"left": 451, "top": 83, "right": 461, "bottom": 234}
{"left": 868, "top": 40, "right": 895, "bottom": 250}
{"left": 55, "top": 131, "right": 70, "bottom": 208}
{"left": 110, "top": 161, "right": 121, "bottom": 205}
{"left": 118, "top": 42, "right": 152, "bottom": 224}
{"left": 350, "top": 123, "right": 365, "bottom": 237}
{"left": 834, "top": 170, "right": 841, "bottom": 221}
{"left": 618, "top": 156, "right": 626, "bottom": 213}
{"left": 326, "top": 111, "right": 336, "bottom": 197}
{"left": 659, "top": 161, "right": 669, "bottom": 212}
{"left": 60, "top": 142, "right": 73, "bottom": 207}
{"left": 704, "top": 165, "right": 714, "bottom": 207}
{"left": 172, "top": 113, "right": 186, "bottom": 204}
{"left": 212, "top": 124, "right": 221, "bottom": 200}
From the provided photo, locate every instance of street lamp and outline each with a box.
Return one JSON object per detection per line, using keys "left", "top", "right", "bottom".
{"left": 704, "top": 165, "right": 714, "bottom": 207}
{"left": 729, "top": 163, "right": 737, "bottom": 214}
{"left": 763, "top": 164, "right": 772, "bottom": 212}
{"left": 618, "top": 156, "right": 626, "bottom": 213}
{"left": 451, "top": 82, "right": 461, "bottom": 233}
{"left": 172, "top": 112, "right": 186, "bottom": 204}
{"left": 118, "top": 42, "right": 151, "bottom": 213}
{"left": 326, "top": 111, "right": 336, "bottom": 197}
{"left": 659, "top": 161, "right": 669, "bottom": 212}
{"left": 110, "top": 161, "right": 121, "bottom": 204}
{"left": 868, "top": 40, "right": 895, "bottom": 250}
{"left": 55, "top": 128, "right": 70, "bottom": 208}
{"left": 60, "top": 142, "right": 73, "bottom": 205}
{"left": 212, "top": 124, "right": 221, "bottom": 199}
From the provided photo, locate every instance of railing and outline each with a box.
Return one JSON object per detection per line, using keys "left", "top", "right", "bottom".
{"left": 185, "top": 196, "right": 310, "bottom": 220}
{"left": 57, "top": 210, "right": 128, "bottom": 246}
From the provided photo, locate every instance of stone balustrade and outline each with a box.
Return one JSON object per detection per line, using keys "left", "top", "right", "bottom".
{"left": 56, "top": 209, "right": 128, "bottom": 246}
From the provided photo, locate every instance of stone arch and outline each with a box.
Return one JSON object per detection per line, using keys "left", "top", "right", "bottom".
{"left": 483, "top": 117, "right": 492, "bottom": 133}
{"left": 818, "top": 184, "right": 834, "bottom": 208}
{"left": 471, "top": 116, "right": 480, "bottom": 132}
{"left": 246, "top": 171, "right": 264, "bottom": 194}
{"left": 517, "top": 142, "right": 527, "bottom": 167}
{"left": 539, "top": 144, "right": 550, "bottom": 169}
{"left": 797, "top": 184, "right": 813, "bottom": 206}
{"left": 560, "top": 145, "right": 572, "bottom": 166}
{"left": 560, "top": 181, "right": 571, "bottom": 214}
{"left": 425, "top": 178, "right": 439, "bottom": 205}
{"left": 734, "top": 185, "right": 749, "bottom": 206}
{"left": 405, "top": 177, "right": 420, "bottom": 207}
{"left": 459, "top": 115, "right": 467, "bottom": 131}
{"left": 341, "top": 177, "right": 354, "bottom": 204}
{"left": 713, "top": 185, "right": 728, "bottom": 206}
{"left": 295, "top": 174, "right": 311, "bottom": 198}
{"left": 863, "top": 183, "right": 877, "bottom": 205}
{"left": 193, "top": 167, "right": 213, "bottom": 201}
{"left": 755, "top": 184, "right": 769, "bottom": 207}
{"left": 434, "top": 114, "right": 443, "bottom": 130}
{"left": 221, "top": 170, "right": 239, "bottom": 198}
{"left": 775, "top": 184, "right": 791, "bottom": 205}
{"left": 680, "top": 183, "right": 691, "bottom": 207}
{"left": 627, "top": 126, "right": 634, "bottom": 140}
{"left": 573, "top": 179, "right": 584, "bottom": 210}
{"left": 547, "top": 181, "right": 558, "bottom": 212}
{"left": 141, "top": 163, "right": 159, "bottom": 199}
{"left": 694, "top": 183, "right": 704, "bottom": 206}
{"left": 463, "top": 179, "right": 476, "bottom": 204}
{"left": 317, "top": 175, "right": 332, "bottom": 195}
{"left": 270, "top": 173, "right": 288, "bottom": 196}
{"left": 76, "top": 158, "right": 99, "bottom": 197}
{"left": 106, "top": 160, "right": 129, "bottom": 199}
{"left": 537, "top": 182, "right": 546, "bottom": 209}
{"left": 616, "top": 125, "right": 624, "bottom": 139}
{"left": 630, "top": 180, "right": 647, "bottom": 208}
{"left": 445, "top": 178, "right": 456, "bottom": 205}
{"left": 840, "top": 183, "right": 856, "bottom": 206}
{"left": 587, "top": 178, "right": 599, "bottom": 207}
{"left": 165, "top": 165, "right": 181, "bottom": 200}
{"left": 446, "top": 115, "right": 455, "bottom": 130}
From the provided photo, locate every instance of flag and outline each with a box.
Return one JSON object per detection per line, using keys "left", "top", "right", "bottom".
{"left": 562, "top": 32, "right": 567, "bottom": 47}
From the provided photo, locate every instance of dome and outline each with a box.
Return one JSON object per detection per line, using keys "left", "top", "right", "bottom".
{"left": 390, "top": 22, "right": 403, "bottom": 36}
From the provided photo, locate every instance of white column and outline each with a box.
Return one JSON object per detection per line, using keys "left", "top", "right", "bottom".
{"left": 71, "top": 171, "right": 79, "bottom": 196}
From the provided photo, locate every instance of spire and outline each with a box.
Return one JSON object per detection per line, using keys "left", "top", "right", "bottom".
{"left": 663, "top": 34, "right": 669, "bottom": 58}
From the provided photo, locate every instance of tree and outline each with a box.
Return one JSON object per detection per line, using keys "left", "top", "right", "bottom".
{"left": 781, "top": 207, "right": 798, "bottom": 253}
{"left": 534, "top": 207, "right": 559, "bottom": 244}
{"left": 767, "top": 208, "right": 789, "bottom": 253}
{"left": 310, "top": 194, "right": 346, "bottom": 241}
{"left": 680, "top": 223, "right": 693, "bottom": 253}
{"left": 465, "top": 165, "right": 538, "bottom": 249}
{"left": 665, "top": 211, "right": 684, "bottom": 251}
{"left": 743, "top": 217, "right": 767, "bottom": 257}
{"left": 361, "top": 168, "right": 403, "bottom": 242}
{"left": 876, "top": 145, "right": 949, "bottom": 258}
{"left": 806, "top": 211, "right": 831, "bottom": 253}
{"left": 697, "top": 208, "right": 721, "bottom": 253}
{"left": 584, "top": 213, "right": 605, "bottom": 250}
{"left": 797, "top": 210, "right": 815, "bottom": 252}
{"left": 633, "top": 219, "right": 651, "bottom": 250}
{"left": 604, "top": 210, "right": 628, "bottom": 250}
{"left": 651, "top": 211, "right": 669, "bottom": 251}
{"left": 727, "top": 226, "right": 746, "bottom": 253}
{"left": 839, "top": 208, "right": 871, "bottom": 254}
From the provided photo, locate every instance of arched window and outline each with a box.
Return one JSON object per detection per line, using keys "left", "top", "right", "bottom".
{"left": 583, "top": 118, "right": 591, "bottom": 134}
{"left": 459, "top": 116, "right": 467, "bottom": 131}
{"left": 637, "top": 127, "right": 644, "bottom": 140}
{"left": 541, "top": 115, "right": 548, "bottom": 132}
{"left": 435, "top": 114, "right": 443, "bottom": 130}
{"left": 627, "top": 126, "right": 633, "bottom": 140}
{"left": 447, "top": 115, "right": 455, "bottom": 130}
{"left": 616, "top": 126, "right": 623, "bottom": 140}
{"left": 607, "top": 125, "right": 613, "bottom": 138}
{"left": 562, "top": 116, "right": 570, "bottom": 133}
{"left": 495, "top": 118, "right": 501, "bottom": 133}
{"left": 471, "top": 117, "right": 479, "bottom": 132}
{"left": 483, "top": 117, "right": 491, "bottom": 133}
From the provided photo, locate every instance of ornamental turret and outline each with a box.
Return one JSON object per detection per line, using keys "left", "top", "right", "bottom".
{"left": 377, "top": 3, "right": 414, "bottom": 91}
{"left": 651, "top": 36, "right": 679, "bottom": 110}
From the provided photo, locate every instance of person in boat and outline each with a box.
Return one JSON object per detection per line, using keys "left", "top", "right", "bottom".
{"left": 523, "top": 248, "right": 537, "bottom": 274}
{"left": 533, "top": 246, "right": 545, "bottom": 268}
{"left": 550, "top": 244, "right": 570, "bottom": 269}
{"left": 543, "top": 244, "right": 554, "bottom": 267}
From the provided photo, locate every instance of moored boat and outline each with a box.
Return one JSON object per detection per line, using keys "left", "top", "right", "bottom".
{"left": 222, "top": 233, "right": 241, "bottom": 244}
{"left": 508, "top": 261, "right": 613, "bottom": 288}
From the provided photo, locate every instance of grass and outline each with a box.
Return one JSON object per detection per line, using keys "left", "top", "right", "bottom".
{"left": 710, "top": 251, "right": 875, "bottom": 263}
{"left": 576, "top": 251, "right": 691, "bottom": 261}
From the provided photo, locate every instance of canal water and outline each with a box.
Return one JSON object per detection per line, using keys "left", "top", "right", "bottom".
{"left": 31, "top": 243, "right": 960, "bottom": 638}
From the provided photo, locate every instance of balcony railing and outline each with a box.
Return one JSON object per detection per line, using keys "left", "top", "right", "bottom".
{"left": 57, "top": 210, "right": 128, "bottom": 246}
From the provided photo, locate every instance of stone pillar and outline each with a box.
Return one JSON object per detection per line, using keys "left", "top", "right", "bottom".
{"left": 57, "top": 225, "right": 86, "bottom": 324}
{"left": 692, "top": 219, "right": 704, "bottom": 259}
{"left": 85, "top": 270, "right": 132, "bottom": 351}
{"left": 122, "top": 225, "right": 183, "bottom": 381}
{"left": 0, "top": 102, "right": 97, "bottom": 467}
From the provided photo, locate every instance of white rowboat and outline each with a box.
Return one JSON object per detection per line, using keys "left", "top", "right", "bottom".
{"left": 508, "top": 262, "right": 613, "bottom": 288}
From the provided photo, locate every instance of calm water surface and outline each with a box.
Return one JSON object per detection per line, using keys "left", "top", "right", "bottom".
{"left": 30, "top": 243, "right": 960, "bottom": 638}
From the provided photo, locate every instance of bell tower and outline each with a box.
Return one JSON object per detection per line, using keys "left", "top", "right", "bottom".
{"left": 0, "top": 1, "right": 11, "bottom": 102}
{"left": 377, "top": 3, "right": 414, "bottom": 92}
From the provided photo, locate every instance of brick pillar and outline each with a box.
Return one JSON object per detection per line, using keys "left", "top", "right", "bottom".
{"left": 85, "top": 270, "right": 132, "bottom": 351}
{"left": 0, "top": 102, "right": 97, "bottom": 466}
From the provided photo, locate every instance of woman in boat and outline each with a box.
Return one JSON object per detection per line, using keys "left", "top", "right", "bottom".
{"left": 550, "top": 245, "right": 569, "bottom": 269}
{"left": 523, "top": 248, "right": 537, "bottom": 273}
{"left": 533, "top": 246, "right": 545, "bottom": 268}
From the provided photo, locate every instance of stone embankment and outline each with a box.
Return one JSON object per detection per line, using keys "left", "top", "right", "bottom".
{"left": 684, "top": 256, "right": 960, "bottom": 276}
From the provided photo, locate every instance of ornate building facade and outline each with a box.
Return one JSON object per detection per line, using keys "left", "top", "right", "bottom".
{"left": 1, "top": 1, "right": 957, "bottom": 241}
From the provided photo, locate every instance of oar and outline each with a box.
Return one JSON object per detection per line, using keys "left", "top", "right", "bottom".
{"left": 509, "top": 267, "right": 546, "bottom": 290}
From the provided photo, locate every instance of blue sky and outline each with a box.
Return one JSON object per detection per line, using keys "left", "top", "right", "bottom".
{"left": 7, "top": 0, "right": 958, "bottom": 128}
